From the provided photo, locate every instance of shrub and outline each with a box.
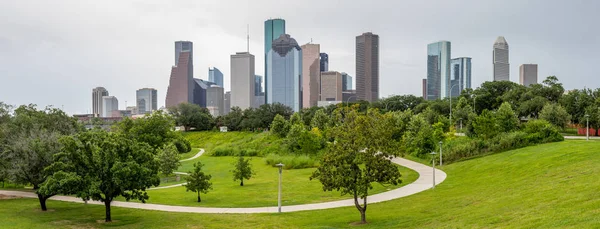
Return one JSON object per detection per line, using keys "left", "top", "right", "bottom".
{"left": 212, "top": 147, "right": 260, "bottom": 157}
{"left": 539, "top": 103, "right": 571, "bottom": 129}
{"left": 270, "top": 114, "right": 290, "bottom": 138}
{"left": 264, "top": 154, "right": 318, "bottom": 169}
{"left": 174, "top": 138, "right": 192, "bottom": 153}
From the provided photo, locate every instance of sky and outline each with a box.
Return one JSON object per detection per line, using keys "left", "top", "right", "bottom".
{"left": 0, "top": 0, "right": 599, "bottom": 115}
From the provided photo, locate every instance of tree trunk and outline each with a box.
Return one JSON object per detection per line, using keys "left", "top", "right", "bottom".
{"left": 37, "top": 194, "right": 48, "bottom": 211}
{"left": 353, "top": 191, "right": 367, "bottom": 224}
{"left": 197, "top": 191, "right": 201, "bottom": 202}
{"left": 104, "top": 200, "right": 112, "bottom": 222}
{"left": 240, "top": 179, "right": 244, "bottom": 186}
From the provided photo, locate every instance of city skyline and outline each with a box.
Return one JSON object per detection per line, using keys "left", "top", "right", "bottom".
{"left": 1, "top": 1, "right": 599, "bottom": 114}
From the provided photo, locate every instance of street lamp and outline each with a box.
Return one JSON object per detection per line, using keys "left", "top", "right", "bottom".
{"left": 585, "top": 114, "right": 590, "bottom": 141}
{"left": 429, "top": 151, "right": 437, "bottom": 189}
{"left": 346, "top": 95, "right": 357, "bottom": 110}
{"left": 459, "top": 118, "right": 463, "bottom": 131}
{"left": 449, "top": 84, "right": 460, "bottom": 122}
{"left": 276, "top": 163, "right": 284, "bottom": 213}
{"left": 438, "top": 141, "right": 443, "bottom": 166}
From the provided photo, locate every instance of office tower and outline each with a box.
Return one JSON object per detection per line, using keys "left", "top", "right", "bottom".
{"left": 450, "top": 57, "right": 472, "bottom": 97}
{"left": 493, "top": 36, "right": 510, "bottom": 81}
{"left": 342, "top": 72, "right": 353, "bottom": 91}
{"left": 422, "top": 79, "right": 427, "bottom": 98}
{"left": 224, "top": 91, "right": 231, "bottom": 115}
{"left": 206, "top": 86, "right": 224, "bottom": 117}
{"left": 193, "top": 78, "right": 216, "bottom": 108}
{"left": 426, "top": 41, "right": 451, "bottom": 100}
{"left": 255, "top": 75, "right": 263, "bottom": 96}
{"left": 166, "top": 41, "right": 194, "bottom": 108}
{"left": 320, "top": 53, "right": 329, "bottom": 72}
{"left": 301, "top": 43, "right": 321, "bottom": 108}
{"left": 209, "top": 67, "right": 224, "bottom": 87}
{"left": 101, "top": 96, "right": 118, "bottom": 117}
{"left": 92, "top": 87, "right": 109, "bottom": 117}
{"left": 126, "top": 106, "right": 138, "bottom": 115}
{"left": 136, "top": 88, "right": 158, "bottom": 114}
{"left": 520, "top": 64, "right": 538, "bottom": 87}
{"left": 343, "top": 90, "right": 357, "bottom": 103}
{"left": 264, "top": 19, "right": 286, "bottom": 102}
{"left": 266, "top": 34, "right": 302, "bottom": 112}
{"left": 230, "top": 52, "right": 256, "bottom": 110}
{"left": 356, "top": 32, "right": 379, "bottom": 102}
{"left": 320, "top": 71, "right": 343, "bottom": 101}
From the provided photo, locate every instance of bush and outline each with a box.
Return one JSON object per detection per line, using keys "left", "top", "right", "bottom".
{"left": 211, "top": 147, "right": 260, "bottom": 157}
{"left": 270, "top": 114, "right": 290, "bottom": 138}
{"left": 523, "top": 119, "right": 564, "bottom": 143}
{"left": 174, "top": 138, "right": 192, "bottom": 153}
{"left": 264, "top": 154, "right": 318, "bottom": 169}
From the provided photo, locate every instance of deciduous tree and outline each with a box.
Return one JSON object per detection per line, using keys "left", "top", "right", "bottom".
{"left": 157, "top": 144, "right": 181, "bottom": 182}
{"left": 231, "top": 155, "right": 254, "bottom": 186}
{"left": 184, "top": 162, "right": 212, "bottom": 202}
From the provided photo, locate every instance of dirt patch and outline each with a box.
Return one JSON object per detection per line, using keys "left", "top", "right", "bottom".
{"left": 96, "top": 220, "right": 120, "bottom": 224}
{"left": 349, "top": 221, "right": 369, "bottom": 226}
{"left": 0, "top": 194, "right": 22, "bottom": 200}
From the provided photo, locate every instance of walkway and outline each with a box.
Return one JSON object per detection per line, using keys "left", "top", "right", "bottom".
{"left": 0, "top": 153, "right": 447, "bottom": 214}
{"left": 180, "top": 149, "right": 205, "bottom": 162}
{"left": 564, "top": 136, "right": 600, "bottom": 140}
{"left": 147, "top": 149, "right": 205, "bottom": 190}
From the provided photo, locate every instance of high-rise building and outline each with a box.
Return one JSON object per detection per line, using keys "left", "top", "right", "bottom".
{"left": 136, "top": 88, "right": 157, "bottom": 114}
{"left": 193, "top": 78, "right": 216, "bottom": 108}
{"left": 206, "top": 86, "right": 224, "bottom": 117}
{"left": 224, "top": 91, "right": 231, "bottom": 115}
{"left": 101, "top": 96, "right": 118, "bottom": 117}
{"left": 92, "top": 87, "right": 109, "bottom": 117}
{"left": 255, "top": 75, "right": 263, "bottom": 96}
{"left": 320, "top": 53, "right": 329, "bottom": 72}
{"left": 230, "top": 52, "right": 256, "bottom": 110}
{"left": 301, "top": 43, "right": 321, "bottom": 108}
{"left": 266, "top": 34, "right": 302, "bottom": 112}
{"left": 341, "top": 73, "right": 353, "bottom": 91}
{"left": 422, "top": 79, "right": 427, "bottom": 98}
{"left": 209, "top": 67, "right": 224, "bottom": 87}
{"left": 264, "top": 19, "right": 286, "bottom": 103}
{"left": 426, "top": 41, "right": 451, "bottom": 100}
{"left": 126, "top": 106, "right": 138, "bottom": 115}
{"left": 320, "top": 71, "right": 343, "bottom": 102}
{"left": 356, "top": 32, "right": 379, "bottom": 102}
{"left": 450, "top": 57, "right": 472, "bottom": 97}
{"left": 166, "top": 41, "right": 194, "bottom": 108}
{"left": 493, "top": 36, "right": 510, "bottom": 81}
{"left": 520, "top": 64, "right": 538, "bottom": 87}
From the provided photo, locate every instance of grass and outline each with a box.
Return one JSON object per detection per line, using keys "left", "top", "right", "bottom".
{"left": 183, "top": 131, "right": 288, "bottom": 156}
{"left": 178, "top": 148, "right": 202, "bottom": 160}
{"left": 2, "top": 140, "right": 600, "bottom": 228}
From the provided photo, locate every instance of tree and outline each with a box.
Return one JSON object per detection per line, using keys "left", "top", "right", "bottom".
{"left": 40, "top": 130, "right": 160, "bottom": 222}
{"left": 473, "top": 80, "right": 519, "bottom": 113}
{"left": 270, "top": 114, "right": 290, "bottom": 138}
{"left": 403, "top": 115, "right": 436, "bottom": 157}
{"left": 157, "top": 144, "right": 181, "bottom": 182}
{"left": 168, "top": 103, "right": 215, "bottom": 131}
{"left": 452, "top": 97, "right": 475, "bottom": 129}
{"left": 310, "top": 109, "right": 330, "bottom": 131}
{"left": 219, "top": 107, "right": 244, "bottom": 131}
{"left": 114, "top": 110, "right": 190, "bottom": 153}
{"left": 539, "top": 103, "right": 571, "bottom": 129}
{"left": 311, "top": 108, "right": 401, "bottom": 224}
{"left": 231, "top": 155, "right": 254, "bottom": 186}
{"left": 289, "top": 112, "right": 302, "bottom": 126}
{"left": 184, "top": 162, "right": 212, "bottom": 202}
{"left": 472, "top": 110, "right": 498, "bottom": 139}
{"left": 496, "top": 102, "right": 519, "bottom": 132}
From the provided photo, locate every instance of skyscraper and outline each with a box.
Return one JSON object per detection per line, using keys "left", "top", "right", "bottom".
{"left": 209, "top": 67, "right": 224, "bottom": 87}
{"left": 426, "top": 41, "right": 451, "bottom": 100}
{"left": 520, "top": 64, "right": 538, "bottom": 87}
{"left": 136, "top": 88, "right": 158, "bottom": 114}
{"left": 264, "top": 19, "right": 286, "bottom": 102}
{"left": 356, "top": 32, "right": 379, "bottom": 102}
{"left": 493, "top": 36, "right": 510, "bottom": 81}
{"left": 450, "top": 57, "right": 472, "bottom": 97}
{"left": 320, "top": 53, "right": 329, "bottom": 72}
{"left": 224, "top": 91, "right": 231, "bottom": 115}
{"left": 193, "top": 78, "right": 216, "bottom": 108}
{"left": 255, "top": 75, "right": 263, "bottom": 96}
{"left": 92, "top": 87, "right": 109, "bottom": 117}
{"left": 166, "top": 41, "right": 194, "bottom": 108}
{"left": 101, "top": 96, "right": 118, "bottom": 118}
{"left": 422, "top": 79, "right": 427, "bottom": 98}
{"left": 175, "top": 41, "right": 193, "bottom": 66}
{"left": 206, "top": 86, "right": 224, "bottom": 117}
{"left": 301, "top": 43, "right": 320, "bottom": 108}
{"left": 230, "top": 52, "right": 255, "bottom": 110}
{"left": 320, "top": 71, "right": 343, "bottom": 101}
{"left": 341, "top": 72, "right": 353, "bottom": 91}
{"left": 266, "top": 34, "right": 302, "bottom": 112}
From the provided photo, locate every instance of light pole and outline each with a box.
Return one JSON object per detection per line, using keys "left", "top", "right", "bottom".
{"left": 276, "top": 163, "right": 284, "bottom": 213}
{"left": 430, "top": 151, "right": 437, "bottom": 189}
{"left": 449, "top": 84, "right": 460, "bottom": 122}
{"left": 346, "top": 95, "right": 357, "bottom": 110}
{"left": 439, "top": 141, "right": 443, "bottom": 166}
{"left": 459, "top": 118, "right": 463, "bottom": 131}
{"left": 585, "top": 114, "right": 590, "bottom": 141}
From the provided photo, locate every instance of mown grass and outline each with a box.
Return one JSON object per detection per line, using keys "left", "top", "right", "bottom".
{"left": 2, "top": 140, "right": 599, "bottom": 228}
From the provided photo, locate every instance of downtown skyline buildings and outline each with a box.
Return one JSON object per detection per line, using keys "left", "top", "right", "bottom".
{"left": 493, "top": 36, "right": 510, "bottom": 81}
{"left": 266, "top": 34, "right": 303, "bottom": 112}
{"left": 355, "top": 32, "right": 379, "bottom": 102}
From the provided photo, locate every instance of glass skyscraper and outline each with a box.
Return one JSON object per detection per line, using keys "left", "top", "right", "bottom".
{"left": 342, "top": 72, "right": 353, "bottom": 91}
{"left": 266, "top": 34, "right": 302, "bottom": 112}
{"left": 493, "top": 36, "right": 509, "bottom": 81}
{"left": 264, "top": 19, "right": 286, "bottom": 103}
{"left": 320, "top": 53, "right": 329, "bottom": 72}
{"left": 427, "top": 41, "right": 451, "bottom": 100}
{"left": 136, "top": 88, "right": 158, "bottom": 114}
{"left": 208, "top": 67, "right": 224, "bottom": 87}
{"left": 255, "top": 75, "right": 263, "bottom": 96}
{"left": 450, "top": 57, "right": 472, "bottom": 97}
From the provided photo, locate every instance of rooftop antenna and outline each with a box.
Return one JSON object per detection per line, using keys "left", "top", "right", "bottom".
{"left": 310, "top": 38, "right": 313, "bottom": 44}
{"left": 247, "top": 24, "right": 250, "bottom": 53}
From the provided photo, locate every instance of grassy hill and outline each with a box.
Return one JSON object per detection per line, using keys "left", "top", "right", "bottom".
{"left": 1, "top": 140, "right": 599, "bottom": 228}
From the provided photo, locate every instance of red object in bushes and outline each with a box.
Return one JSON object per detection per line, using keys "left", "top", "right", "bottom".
{"left": 577, "top": 128, "right": 597, "bottom": 136}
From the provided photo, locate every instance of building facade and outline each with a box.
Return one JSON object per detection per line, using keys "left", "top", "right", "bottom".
{"left": 193, "top": 78, "right": 216, "bottom": 108}
{"left": 255, "top": 75, "right": 263, "bottom": 96}
{"left": 320, "top": 53, "right": 329, "bottom": 72}
{"left": 206, "top": 86, "right": 224, "bottom": 117}
{"left": 166, "top": 41, "right": 194, "bottom": 108}
{"left": 342, "top": 72, "right": 353, "bottom": 91}
{"left": 230, "top": 52, "right": 256, "bottom": 110}
{"left": 102, "top": 96, "right": 118, "bottom": 118}
{"left": 264, "top": 19, "right": 286, "bottom": 103}
{"left": 224, "top": 91, "right": 231, "bottom": 115}
{"left": 449, "top": 57, "right": 472, "bottom": 97}
{"left": 136, "top": 88, "right": 157, "bottom": 114}
{"left": 427, "top": 41, "right": 451, "bottom": 100}
{"left": 301, "top": 43, "right": 321, "bottom": 108}
{"left": 422, "top": 79, "right": 427, "bottom": 98}
{"left": 208, "top": 67, "right": 224, "bottom": 88}
{"left": 493, "top": 36, "right": 510, "bottom": 81}
{"left": 356, "top": 32, "right": 379, "bottom": 102}
{"left": 320, "top": 71, "right": 343, "bottom": 102}
{"left": 92, "top": 87, "right": 109, "bottom": 117}
{"left": 520, "top": 64, "right": 538, "bottom": 87}
{"left": 266, "top": 34, "right": 302, "bottom": 112}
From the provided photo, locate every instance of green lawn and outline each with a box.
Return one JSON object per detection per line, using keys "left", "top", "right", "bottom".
{"left": 183, "top": 131, "right": 288, "bottom": 156}
{"left": 2, "top": 140, "right": 599, "bottom": 228}
{"left": 179, "top": 148, "right": 202, "bottom": 160}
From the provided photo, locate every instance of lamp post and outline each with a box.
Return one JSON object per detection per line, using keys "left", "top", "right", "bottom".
{"left": 430, "top": 151, "right": 437, "bottom": 189}
{"left": 585, "top": 114, "right": 590, "bottom": 141}
{"left": 459, "top": 118, "right": 463, "bottom": 131}
{"left": 346, "top": 95, "right": 357, "bottom": 110}
{"left": 276, "top": 163, "right": 284, "bottom": 213}
{"left": 439, "top": 141, "right": 443, "bottom": 166}
{"left": 449, "top": 84, "right": 460, "bottom": 122}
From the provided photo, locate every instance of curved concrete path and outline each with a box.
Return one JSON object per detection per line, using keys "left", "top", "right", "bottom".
{"left": 147, "top": 149, "right": 205, "bottom": 190}
{"left": 180, "top": 149, "right": 205, "bottom": 162}
{"left": 0, "top": 155, "right": 446, "bottom": 214}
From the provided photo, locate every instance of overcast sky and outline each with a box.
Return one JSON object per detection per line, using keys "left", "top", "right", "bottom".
{"left": 1, "top": 0, "right": 599, "bottom": 114}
